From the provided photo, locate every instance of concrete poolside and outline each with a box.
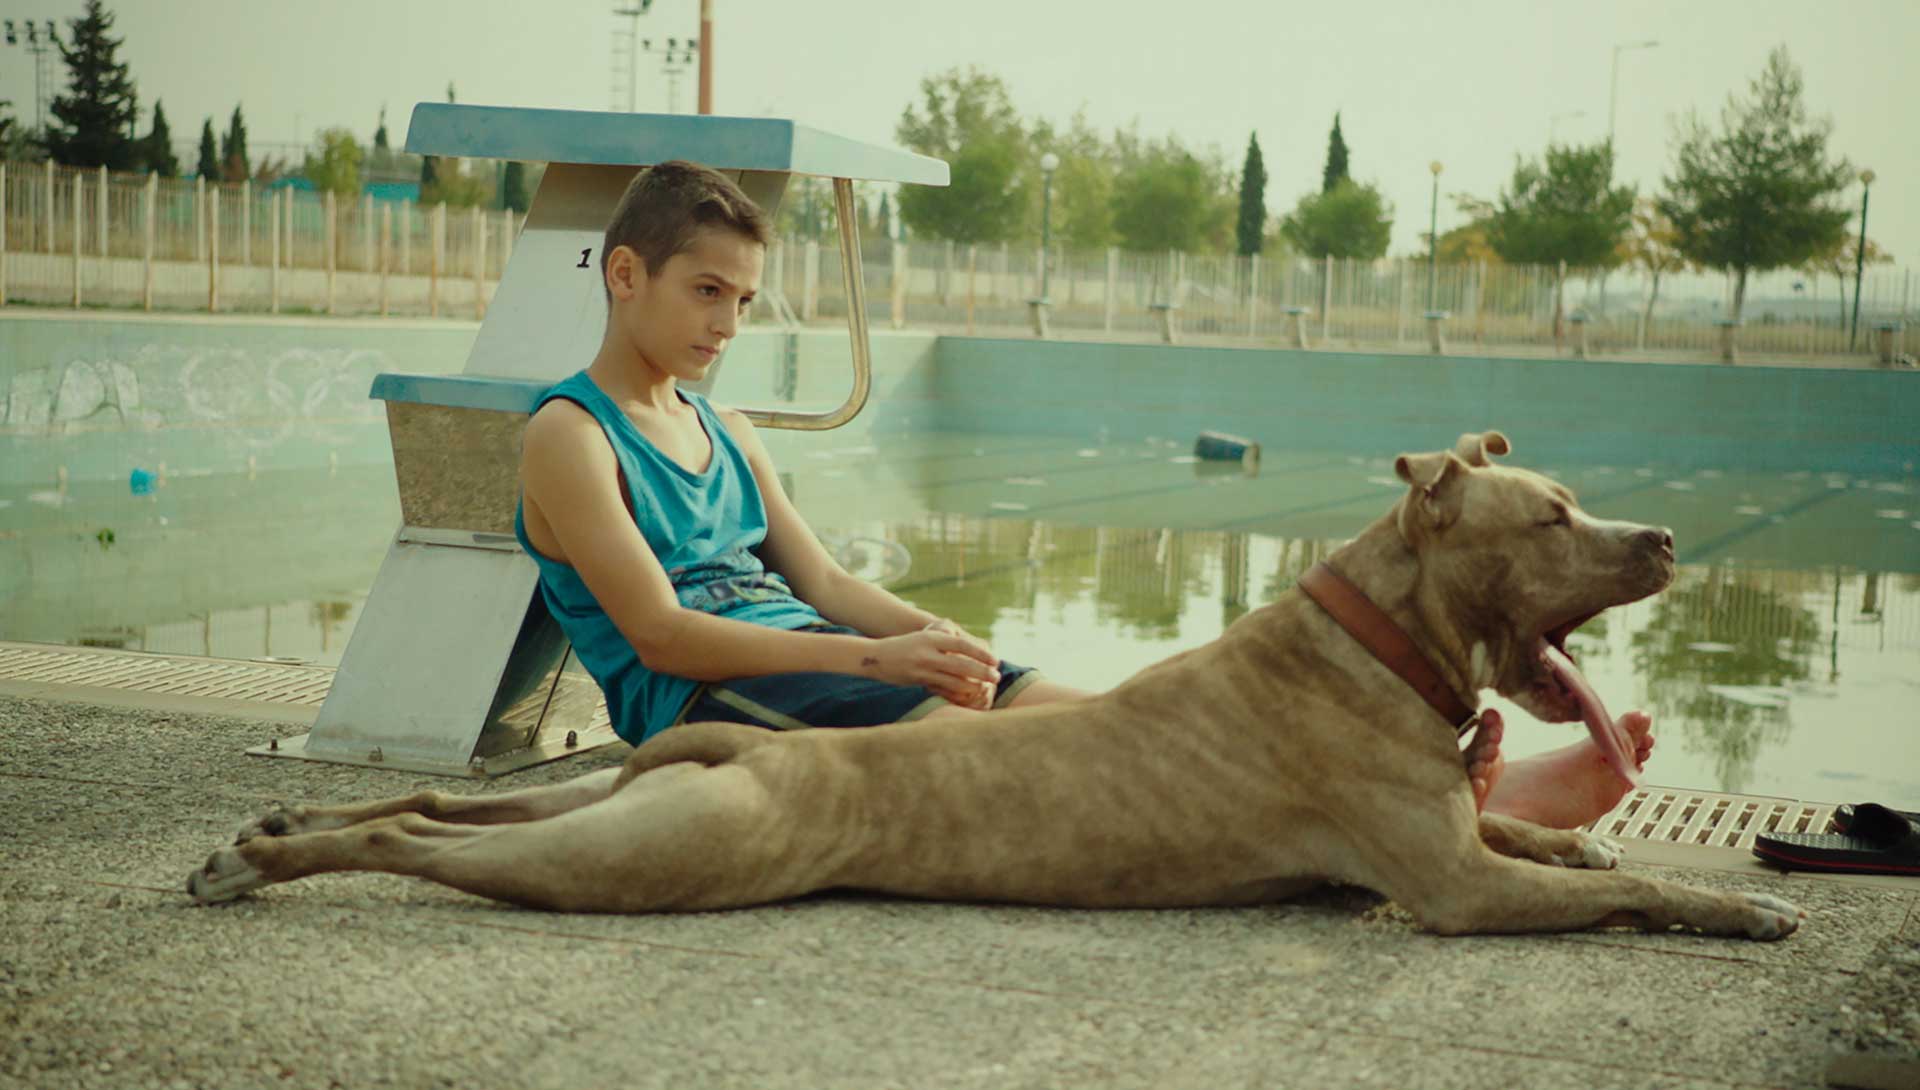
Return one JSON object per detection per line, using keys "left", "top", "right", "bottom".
{"left": 1, "top": 650, "right": 1916, "bottom": 1090}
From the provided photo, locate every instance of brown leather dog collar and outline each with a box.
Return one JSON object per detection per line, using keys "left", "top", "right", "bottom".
{"left": 1297, "top": 561, "right": 1479, "bottom": 735}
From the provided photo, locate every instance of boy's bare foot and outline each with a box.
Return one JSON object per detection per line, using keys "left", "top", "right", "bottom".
{"left": 1461, "top": 709, "right": 1506, "bottom": 812}
{"left": 1479, "top": 711, "right": 1656, "bottom": 829}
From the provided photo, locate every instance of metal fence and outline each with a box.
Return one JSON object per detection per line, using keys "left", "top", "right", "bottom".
{"left": 0, "top": 160, "right": 519, "bottom": 318}
{"left": 4, "top": 158, "right": 1912, "bottom": 362}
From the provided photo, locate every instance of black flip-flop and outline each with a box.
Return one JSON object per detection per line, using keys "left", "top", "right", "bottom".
{"left": 1753, "top": 803, "right": 1920, "bottom": 876}
{"left": 1831, "top": 803, "right": 1920, "bottom": 835}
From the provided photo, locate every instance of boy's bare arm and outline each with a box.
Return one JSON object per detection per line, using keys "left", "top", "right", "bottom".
{"left": 521, "top": 402, "right": 996, "bottom": 701}
{"left": 717, "top": 408, "right": 989, "bottom": 645}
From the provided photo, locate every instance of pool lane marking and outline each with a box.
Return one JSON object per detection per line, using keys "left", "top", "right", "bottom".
{"left": 1674, "top": 484, "right": 1851, "bottom": 565}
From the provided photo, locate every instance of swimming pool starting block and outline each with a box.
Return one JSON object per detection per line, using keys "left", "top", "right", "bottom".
{"left": 249, "top": 104, "right": 946, "bottom": 777}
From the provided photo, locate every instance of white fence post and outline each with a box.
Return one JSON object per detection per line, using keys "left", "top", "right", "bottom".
{"left": 363, "top": 193, "right": 374, "bottom": 272}
{"left": 1247, "top": 253, "right": 1261, "bottom": 340}
{"left": 1321, "top": 254, "right": 1333, "bottom": 343}
{"left": 208, "top": 187, "right": 221, "bottom": 313}
{"left": 891, "top": 240, "right": 907, "bottom": 330}
{"left": 1104, "top": 247, "right": 1118, "bottom": 333}
{"left": 380, "top": 202, "right": 392, "bottom": 317}
{"left": 324, "top": 190, "right": 337, "bottom": 316}
{"left": 71, "top": 172, "right": 82, "bottom": 307}
{"left": 429, "top": 202, "right": 444, "bottom": 318}
{"left": 42, "top": 160, "right": 53, "bottom": 254}
{"left": 270, "top": 189, "right": 281, "bottom": 314}
{"left": 142, "top": 173, "right": 155, "bottom": 310}
{"left": 965, "top": 244, "right": 977, "bottom": 335}
{"left": 802, "top": 239, "right": 819, "bottom": 321}
{"left": 0, "top": 163, "right": 8, "bottom": 308}
{"left": 471, "top": 204, "right": 486, "bottom": 320}
{"left": 240, "top": 179, "right": 251, "bottom": 266}
{"left": 193, "top": 175, "right": 205, "bottom": 261}
{"left": 95, "top": 165, "right": 107, "bottom": 257}
{"left": 401, "top": 200, "right": 412, "bottom": 275}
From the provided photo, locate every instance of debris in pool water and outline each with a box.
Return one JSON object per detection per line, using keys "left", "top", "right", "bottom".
{"left": 1874, "top": 509, "right": 1909, "bottom": 520}
{"left": 1735, "top": 505, "right": 1766, "bottom": 516}
{"left": 27, "top": 491, "right": 65, "bottom": 507}
{"left": 1705, "top": 684, "right": 1791, "bottom": 709}
{"left": 1634, "top": 468, "right": 1655, "bottom": 477}
{"left": 988, "top": 501, "right": 1029, "bottom": 512}
{"left": 1169, "top": 455, "right": 1200, "bottom": 464}
{"left": 1366, "top": 476, "right": 1402, "bottom": 488}
{"left": 95, "top": 528, "right": 115, "bottom": 550}
{"left": 1003, "top": 476, "right": 1047, "bottom": 486}
{"left": 1076, "top": 449, "right": 1101, "bottom": 458}
{"left": 1663, "top": 480, "right": 1695, "bottom": 491}
{"left": 1698, "top": 469, "right": 1723, "bottom": 478}
{"left": 1687, "top": 641, "right": 1737, "bottom": 653}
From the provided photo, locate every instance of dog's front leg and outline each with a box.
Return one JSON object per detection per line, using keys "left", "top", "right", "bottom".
{"left": 1383, "top": 851, "right": 1803, "bottom": 940}
{"left": 1477, "top": 812, "right": 1623, "bottom": 870}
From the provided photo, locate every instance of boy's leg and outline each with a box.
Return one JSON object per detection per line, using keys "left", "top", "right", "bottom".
{"left": 1002, "top": 678, "right": 1093, "bottom": 707}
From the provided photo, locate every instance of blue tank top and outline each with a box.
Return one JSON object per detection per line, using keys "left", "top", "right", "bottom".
{"left": 512, "top": 370, "right": 825, "bottom": 742}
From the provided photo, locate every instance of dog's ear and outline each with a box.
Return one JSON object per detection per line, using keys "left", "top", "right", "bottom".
{"left": 1452, "top": 431, "right": 1511, "bottom": 467}
{"left": 1394, "top": 449, "right": 1470, "bottom": 539}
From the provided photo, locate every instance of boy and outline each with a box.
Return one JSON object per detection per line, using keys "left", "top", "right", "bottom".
{"left": 515, "top": 161, "right": 1653, "bottom": 829}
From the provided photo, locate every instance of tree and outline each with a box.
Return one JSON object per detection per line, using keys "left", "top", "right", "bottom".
{"left": 43, "top": 0, "right": 140, "bottom": 170}
{"left": 195, "top": 119, "right": 217, "bottom": 179}
{"left": 303, "top": 127, "right": 363, "bottom": 199}
{"left": 219, "top": 105, "right": 249, "bottom": 182}
{"left": 140, "top": 99, "right": 178, "bottom": 176}
{"left": 876, "top": 191, "right": 893, "bottom": 241}
{"left": 1236, "top": 132, "right": 1268, "bottom": 256}
{"left": 894, "top": 68, "right": 1030, "bottom": 244}
{"left": 1111, "top": 139, "right": 1232, "bottom": 254}
{"left": 501, "top": 161, "right": 530, "bottom": 212}
{"left": 1618, "top": 198, "right": 1692, "bottom": 344}
{"left": 1657, "top": 46, "right": 1855, "bottom": 323}
{"left": 1279, "top": 179, "right": 1393, "bottom": 260}
{"left": 1485, "top": 142, "right": 1635, "bottom": 337}
{"left": 1800, "top": 232, "right": 1892, "bottom": 330}
{"left": 1322, "top": 113, "right": 1350, "bottom": 194}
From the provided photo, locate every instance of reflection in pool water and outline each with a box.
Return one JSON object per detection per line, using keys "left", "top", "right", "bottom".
{"left": 3, "top": 434, "right": 1915, "bottom": 807}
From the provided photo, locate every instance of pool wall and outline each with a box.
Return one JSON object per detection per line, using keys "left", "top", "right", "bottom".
{"left": 7, "top": 311, "right": 1915, "bottom": 486}
{"left": 934, "top": 338, "right": 1920, "bottom": 474}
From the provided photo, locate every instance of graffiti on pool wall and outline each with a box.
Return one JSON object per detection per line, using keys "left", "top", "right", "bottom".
{"left": 2, "top": 345, "right": 392, "bottom": 451}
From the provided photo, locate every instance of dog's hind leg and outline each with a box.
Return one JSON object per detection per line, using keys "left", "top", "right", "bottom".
{"left": 233, "top": 767, "right": 626, "bottom": 843}
{"left": 193, "top": 759, "right": 824, "bottom": 912}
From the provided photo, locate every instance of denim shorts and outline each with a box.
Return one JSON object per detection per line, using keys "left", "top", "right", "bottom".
{"left": 674, "top": 624, "right": 1038, "bottom": 731}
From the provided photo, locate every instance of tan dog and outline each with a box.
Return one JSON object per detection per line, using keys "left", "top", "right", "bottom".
{"left": 190, "top": 432, "right": 1803, "bottom": 940}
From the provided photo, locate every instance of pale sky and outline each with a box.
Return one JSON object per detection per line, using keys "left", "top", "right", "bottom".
{"left": 3, "top": 0, "right": 1915, "bottom": 262}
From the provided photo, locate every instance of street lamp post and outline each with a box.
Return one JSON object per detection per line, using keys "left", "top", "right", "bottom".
{"left": 1039, "top": 151, "right": 1059, "bottom": 302}
{"left": 1607, "top": 40, "right": 1659, "bottom": 148}
{"left": 1850, "top": 169, "right": 1875, "bottom": 352}
{"left": 1427, "top": 161, "right": 1442, "bottom": 310}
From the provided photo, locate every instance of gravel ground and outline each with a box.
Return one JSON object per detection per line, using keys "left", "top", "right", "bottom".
{"left": 1825, "top": 936, "right": 1920, "bottom": 1089}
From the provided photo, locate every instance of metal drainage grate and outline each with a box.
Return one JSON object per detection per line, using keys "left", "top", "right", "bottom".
{"left": 1589, "top": 789, "right": 1839, "bottom": 849}
{"left": 0, "top": 643, "right": 337, "bottom": 706}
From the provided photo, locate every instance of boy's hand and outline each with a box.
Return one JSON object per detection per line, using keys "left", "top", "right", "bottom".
{"left": 860, "top": 625, "right": 999, "bottom": 710}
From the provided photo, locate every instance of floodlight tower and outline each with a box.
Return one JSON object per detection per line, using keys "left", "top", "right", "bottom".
{"left": 2, "top": 20, "right": 60, "bottom": 131}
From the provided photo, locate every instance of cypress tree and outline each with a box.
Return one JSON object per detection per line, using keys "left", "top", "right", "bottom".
{"left": 43, "top": 0, "right": 141, "bottom": 169}
{"left": 142, "top": 99, "right": 179, "bottom": 176}
{"left": 501, "top": 161, "right": 530, "bottom": 212}
{"left": 195, "top": 118, "right": 218, "bottom": 178}
{"left": 219, "top": 105, "right": 249, "bottom": 181}
{"left": 1235, "top": 132, "right": 1268, "bottom": 256}
{"left": 1321, "top": 113, "right": 1350, "bottom": 194}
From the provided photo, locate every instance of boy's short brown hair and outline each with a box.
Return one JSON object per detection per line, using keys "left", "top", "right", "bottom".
{"left": 601, "top": 160, "right": 772, "bottom": 300}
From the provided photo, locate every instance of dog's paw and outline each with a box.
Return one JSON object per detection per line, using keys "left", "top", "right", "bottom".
{"left": 1552, "top": 834, "right": 1623, "bottom": 871}
{"left": 1739, "top": 892, "right": 1804, "bottom": 941}
{"left": 187, "top": 845, "right": 267, "bottom": 905}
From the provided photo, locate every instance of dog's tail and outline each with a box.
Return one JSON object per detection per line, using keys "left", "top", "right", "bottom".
{"left": 614, "top": 720, "right": 777, "bottom": 789}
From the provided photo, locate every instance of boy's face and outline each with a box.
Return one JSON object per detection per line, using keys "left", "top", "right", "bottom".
{"left": 608, "top": 227, "right": 764, "bottom": 384}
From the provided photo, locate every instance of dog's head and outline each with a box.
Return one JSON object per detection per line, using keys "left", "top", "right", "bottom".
{"left": 1392, "top": 431, "right": 1674, "bottom": 723}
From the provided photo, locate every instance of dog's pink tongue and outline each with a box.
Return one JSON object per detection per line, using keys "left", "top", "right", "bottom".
{"left": 1543, "top": 644, "right": 1641, "bottom": 788}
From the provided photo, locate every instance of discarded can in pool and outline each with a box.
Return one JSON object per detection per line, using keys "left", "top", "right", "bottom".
{"left": 129, "top": 468, "right": 157, "bottom": 495}
{"left": 1193, "top": 431, "right": 1260, "bottom": 472}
